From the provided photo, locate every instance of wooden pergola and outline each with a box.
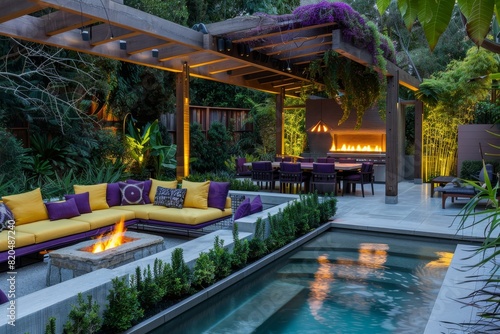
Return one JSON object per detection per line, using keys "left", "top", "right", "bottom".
{"left": 0, "top": 0, "right": 421, "bottom": 203}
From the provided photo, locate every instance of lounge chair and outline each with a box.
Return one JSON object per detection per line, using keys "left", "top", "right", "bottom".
{"left": 436, "top": 164, "right": 494, "bottom": 209}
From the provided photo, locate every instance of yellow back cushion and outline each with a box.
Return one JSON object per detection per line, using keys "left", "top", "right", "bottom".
{"left": 3, "top": 188, "right": 48, "bottom": 225}
{"left": 149, "top": 179, "right": 178, "bottom": 203}
{"left": 74, "top": 183, "right": 109, "bottom": 211}
{"left": 182, "top": 180, "right": 210, "bottom": 209}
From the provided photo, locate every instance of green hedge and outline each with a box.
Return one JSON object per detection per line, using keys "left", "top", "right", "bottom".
{"left": 460, "top": 160, "right": 500, "bottom": 181}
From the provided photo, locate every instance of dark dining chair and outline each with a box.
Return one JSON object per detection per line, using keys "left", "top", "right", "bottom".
{"left": 342, "top": 162, "right": 374, "bottom": 197}
{"left": 275, "top": 156, "right": 292, "bottom": 162}
{"left": 310, "top": 163, "right": 337, "bottom": 195}
{"left": 317, "top": 157, "right": 335, "bottom": 163}
{"left": 298, "top": 157, "right": 314, "bottom": 163}
{"left": 251, "top": 161, "right": 278, "bottom": 191}
{"left": 235, "top": 157, "right": 251, "bottom": 177}
{"left": 279, "top": 162, "right": 308, "bottom": 193}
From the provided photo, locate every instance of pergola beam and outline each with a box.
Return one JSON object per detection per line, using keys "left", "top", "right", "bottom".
{"left": 0, "top": 0, "right": 422, "bottom": 199}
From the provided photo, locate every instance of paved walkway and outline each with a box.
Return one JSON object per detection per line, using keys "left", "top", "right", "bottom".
{"left": 333, "top": 180, "right": 488, "bottom": 241}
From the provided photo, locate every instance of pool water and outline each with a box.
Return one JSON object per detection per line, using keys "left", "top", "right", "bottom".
{"left": 151, "top": 229, "right": 457, "bottom": 334}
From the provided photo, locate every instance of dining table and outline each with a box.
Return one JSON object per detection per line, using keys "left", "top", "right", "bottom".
{"left": 244, "top": 161, "right": 362, "bottom": 194}
{"left": 243, "top": 161, "right": 362, "bottom": 171}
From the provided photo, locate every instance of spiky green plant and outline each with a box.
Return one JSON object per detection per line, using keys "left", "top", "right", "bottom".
{"left": 455, "top": 162, "right": 500, "bottom": 331}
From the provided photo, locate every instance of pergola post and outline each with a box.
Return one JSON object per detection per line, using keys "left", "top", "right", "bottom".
{"left": 276, "top": 87, "right": 285, "bottom": 156}
{"left": 385, "top": 71, "right": 399, "bottom": 204}
{"left": 176, "top": 62, "right": 190, "bottom": 180}
{"left": 414, "top": 100, "right": 424, "bottom": 183}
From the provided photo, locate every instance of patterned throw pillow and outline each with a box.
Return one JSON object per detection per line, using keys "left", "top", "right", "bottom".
{"left": 126, "top": 179, "right": 152, "bottom": 204}
{"left": 119, "top": 182, "right": 145, "bottom": 205}
{"left": 0, "top": 203, "right": 14, "bottom": 233}
{"left": 154, "top": 187, "right": 187, "bottom": 209}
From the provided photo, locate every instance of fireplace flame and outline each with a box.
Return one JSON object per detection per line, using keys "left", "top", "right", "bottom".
{"left": 91, "top": 217, "right": 127, "bottom": 253}
{"left": 330, "top": 143, "right": 382, "bottom": 152}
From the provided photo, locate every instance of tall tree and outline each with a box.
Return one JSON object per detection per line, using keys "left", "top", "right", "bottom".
{"left": 0, "top": 37, "right": 108, "bottom": 133}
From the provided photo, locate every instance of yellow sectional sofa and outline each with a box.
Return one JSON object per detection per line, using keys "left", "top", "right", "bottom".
{"left": 0, "top": 179, "right": 232, "bottom": 262}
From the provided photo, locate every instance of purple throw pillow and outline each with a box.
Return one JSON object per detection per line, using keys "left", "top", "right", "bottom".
{"left": 126, "top": 179, "right": 152, "bottom": 204}
{"left": 208, "top": 181, "right": 230, "bottom": 211}
{"left": 119, "top": 182, "right": 145, "bottom": 205}
{"left": 106, "top": 183, "right": 121, "bottom": 207}
{"left": 64, "top": 192, "right": 92, "bottom": 214}
{"left": 250, "top": 195, "right": 263, "bottom": 214}
{"left": 45, "top": 198, "right": 81, "bottom": 221}
{"left": 234, "top": 197, "right": 251, "bottom": 220}
{"left": 0, "top": 289, "right": 8, "bottom": 304}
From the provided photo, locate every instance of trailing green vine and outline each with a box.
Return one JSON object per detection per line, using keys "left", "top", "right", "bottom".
{"left": 309, "top": 50, "right": 384, "bottom": 129}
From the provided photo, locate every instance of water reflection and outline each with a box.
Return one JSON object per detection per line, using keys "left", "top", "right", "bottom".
{"left": 357, "top": 243, "right": 389, "bottom": 277}
{"left": 425, "top": 251, "right": 454, "bottom": 268}
{"left": 308, "top": 243, "right": 390, "bottom": 322}
{"left": 308, "top": 254, "right": 333, "bottom": 321}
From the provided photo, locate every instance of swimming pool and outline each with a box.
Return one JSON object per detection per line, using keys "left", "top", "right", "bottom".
{"left": 150, "top": 229, "right": 457, "bottom": 333}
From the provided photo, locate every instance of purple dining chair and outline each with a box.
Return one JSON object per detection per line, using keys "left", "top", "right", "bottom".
{"left": 251, "top": 161, "right": 278, "bottom": 191}
{"left": 342, "top": 162, "right": 374, "bottom": 197}
{"left": 310, "top": 163, "right": 337, "bottom": 195}
{"left": 279, "top": 162, "right": 308, "bottom": 193}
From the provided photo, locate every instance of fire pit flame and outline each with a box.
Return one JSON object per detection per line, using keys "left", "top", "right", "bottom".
{"left": 91, "top": 218, "right": 127, "bottom": 253}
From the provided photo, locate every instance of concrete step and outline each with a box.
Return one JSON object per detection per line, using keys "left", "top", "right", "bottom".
{"left": 204, "top": 281, "right": 304, "bottom": 334}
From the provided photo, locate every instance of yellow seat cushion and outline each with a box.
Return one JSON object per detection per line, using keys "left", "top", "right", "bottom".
{"left": 70, "top": 208, "right": 135, "bottom": 230}
{"left": 114, "top": 204, "right": 165, "bottom": 220}
{"left": 74, "top": 183, "right": 109, "bottom": 211}
{"left": 0, "top": 231, "right": 36, "bottom": 252}
{"left": 149, "top": 179, "right": 178, "bottom": 203}
{"left": 15, "top": 219, "right": 90, "bottom": 244}
{"left": 2, "top": 188, "right": 48, "bottom": 225}
{"left": 148, "top": 207, "right": 232, "bottom": 226}
{"left": 182, "top": 180, "right": 210, "bottom": 209}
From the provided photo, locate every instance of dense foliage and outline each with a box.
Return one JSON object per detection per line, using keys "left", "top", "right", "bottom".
{"left": 309, "top": 50, "right": 384, "bottom": 129}
{"left": 97, "top": 192, "right": 337, "bottom": 332}
{"left": 0, "top": 0, "right": 492, "bottom": 192}
{"left": 377, "top": 0, "right": 500, "bottom": 51}
{"left": 454, "top": 163, "right": 500, "bottom": 332}
{"left": 419, "top": 47, "right": 499, "bottom": 180}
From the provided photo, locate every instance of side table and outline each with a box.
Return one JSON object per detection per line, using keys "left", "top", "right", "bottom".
{"left": 430, "top": 176, "right": 455, "bottom": 197}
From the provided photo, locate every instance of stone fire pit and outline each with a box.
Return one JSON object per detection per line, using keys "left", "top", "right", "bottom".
{"left": 46, "top": 231, "right": 165, "bottom": 286}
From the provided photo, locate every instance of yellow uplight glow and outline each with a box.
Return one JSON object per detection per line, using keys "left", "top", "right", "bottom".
{"left": 425, "top": 251, "right": 454, "bottom": 268}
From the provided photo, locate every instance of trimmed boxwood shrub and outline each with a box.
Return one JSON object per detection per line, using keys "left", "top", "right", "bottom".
{"left": 98, "top": 193, "right": 338, "bottom": 332}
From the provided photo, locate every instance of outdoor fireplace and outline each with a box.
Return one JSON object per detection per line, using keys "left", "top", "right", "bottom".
{"left": 306, "top": 99, "right": 386, "bottom": 154}
{"left": 306, "top": 99, "right": 387, "bottom": 181}
{"left": 329, "top": 134, "right": 386, "bottom": 153}
{"left": 46, "top": 228, "right": 165, "bottom": 286}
